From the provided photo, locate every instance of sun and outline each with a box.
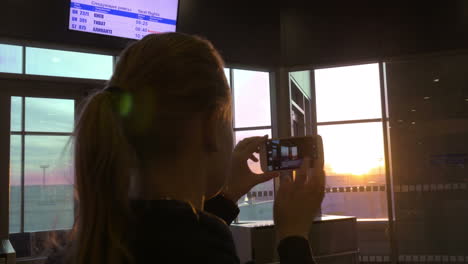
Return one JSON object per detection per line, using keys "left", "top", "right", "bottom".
{"left": 326, "top": 156, "right": 385, "bottom": 176}
{"left": 318, "top": 122, "right": 386, "bottom": 177}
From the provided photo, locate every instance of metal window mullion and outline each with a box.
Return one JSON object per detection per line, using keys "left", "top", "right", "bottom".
{"left": 20, "top": 96, "right": 25, "bottom": 233}
{"left": 379, "top": 62, "right": 398, "bottom": 264}
{"left": 23, "top": 132, "right": 73, "bottom": 136}
{"left": 317, "top": 118, "right": 383, "bottom": 126}
{"left": 22, "top": 46, "right": 26, "bottom": 74}
{"left": 310, "top": 70, "right": 318, "bottom": 137}
{"left": 230, "top": 68, "right": 236, "bottom": 133}
{"left": 233, "top": 126, "right": 272, "bottom": 132}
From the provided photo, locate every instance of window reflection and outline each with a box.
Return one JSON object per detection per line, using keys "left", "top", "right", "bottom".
{"left": 385, "top": 53, "right": 468, "bottom": 259}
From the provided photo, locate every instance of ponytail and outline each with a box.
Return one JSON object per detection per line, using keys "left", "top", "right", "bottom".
{"left": 72, "top": 90, "right": 134, "bottom": 264}
{"left": 69, "top": 32, "right": 232, "bottom": 264}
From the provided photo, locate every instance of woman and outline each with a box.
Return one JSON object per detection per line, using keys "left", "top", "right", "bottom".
{"left": 52, "top": 32, "right": 324, "bottom": 264}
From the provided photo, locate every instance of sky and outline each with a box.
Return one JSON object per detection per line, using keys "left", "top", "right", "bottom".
{"left": 10, "top": 97, "right": 74, "bottom": 186}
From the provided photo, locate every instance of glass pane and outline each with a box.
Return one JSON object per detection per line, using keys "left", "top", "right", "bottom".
{"left": 224, "top": 68, "right": 230, "bottom": 87}
{"left": 9, "top": 135, "right": 22, "bottom": 233}
{"left": 11, "top": 97, "right": 22, "bottom": 132}
{"left": 0, "top": 44, "right": 22, "bottom": 74}
{"left": 26, "top": 47, "right": 113, "bottom": 80}
{"left": 315, "top": 63, "right": 382, "bottom": 122}
{"left": 318, "top": 122, "right": 387, "bottom": 219}
{"left": 322, "top": 192, "right": 388, "bottom": 219}
{"left": 290, "top": 70, "right": 311, "bottom": 99}
{"left": 386, "top": 54, "right": 468, "bottom": 258}
{"left": 25, "top": 97, "right": 74, "bottom": 133}
{"left": 24, "top": 136, "right": 74, "bottom": 232}
{"left": 235, "top": 129, "right": 274, "bottom": 221}
{"left": 233, "top": 69, "right": 271, "bottom": 128}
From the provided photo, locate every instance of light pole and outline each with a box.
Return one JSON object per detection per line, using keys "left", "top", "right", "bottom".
{"left": 40, "top": 165, "right": 49, "bottom": 186}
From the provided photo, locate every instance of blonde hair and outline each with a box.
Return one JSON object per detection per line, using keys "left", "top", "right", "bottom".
{"left": 71, "top": 33, "right": 231, "bottom": 264}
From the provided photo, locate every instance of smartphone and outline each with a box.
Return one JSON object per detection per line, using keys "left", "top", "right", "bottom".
{"left": 260, "top": 136, "right": 318, "bottom": 172}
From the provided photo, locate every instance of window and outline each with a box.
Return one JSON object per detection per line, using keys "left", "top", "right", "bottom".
{"left": 229, "top": 69, "right": 273, "bottom": 221}
{"left": 26, "top": 47, "right": 113, "bottom": 80}
{"left": 315, "top": 63, "right": 382, "bottom": 122}
{"left": 314, "top": 63, "right": 388, "bottom": 220}
{"left": 10, "top": 97, "right": 75, "bottom": 233}
{"left": 233, "top": 69, "right": 271, "bottom": 128}
{"left": 0, "top": 44, "right": 22, "bottom": 74}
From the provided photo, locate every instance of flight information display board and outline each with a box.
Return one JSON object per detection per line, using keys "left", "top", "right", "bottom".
{"left": 69, "top": 0, "right": 179, "bottom": 40}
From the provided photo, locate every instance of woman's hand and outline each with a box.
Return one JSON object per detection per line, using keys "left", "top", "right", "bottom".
{"left": 274, "top": 136, "right": 325, "bottom": 241}
{"left": 222, "top": 135, "right": 279, "bottom": 203}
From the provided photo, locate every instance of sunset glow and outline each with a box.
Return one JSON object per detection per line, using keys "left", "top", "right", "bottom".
{"left": 314, "top": 63, "right": 385, "bottom": 178}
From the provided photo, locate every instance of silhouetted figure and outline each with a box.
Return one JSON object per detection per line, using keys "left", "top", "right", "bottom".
{"left": 46, "top": 33, "right": 324, "bottom": 264}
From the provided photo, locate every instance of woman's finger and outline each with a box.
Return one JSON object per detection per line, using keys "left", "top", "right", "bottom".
{"left": 306, "top": 166, "right": 326, "bottom": 193}
{"left": 249, "top": 154, "right": 259, "bottom": 162}
{"left": 242, "top": 135, "right": 268, "bottom": 156}
{"left": 293, "top": 158, "right": 310, "bottom": 189}
{"left": 254, "top": 171, "right": 280, "bottom": 184}
{"left": 316, "top": 135, "right": 325, "bottom": 170}
{"left": 278, "top": 173, "right": 293, "bottom": 193}
{"left": 236, "top": 136, "right": 265, "bottom": 152}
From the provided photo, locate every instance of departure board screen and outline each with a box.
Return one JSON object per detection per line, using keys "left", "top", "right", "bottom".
{"left": 69, "top": 0, "right": 179, "bottom": 40}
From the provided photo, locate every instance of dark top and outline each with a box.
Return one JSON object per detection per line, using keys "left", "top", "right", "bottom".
{"left": 46, "top": 195, "right": 315, "bottom": 264}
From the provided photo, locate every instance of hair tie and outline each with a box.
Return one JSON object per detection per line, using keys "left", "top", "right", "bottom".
{"left": 104, "top": 85, "right": 123, "bottom": 94}
{"left": 104, "top": 85, "right": 133, "bottom": 116}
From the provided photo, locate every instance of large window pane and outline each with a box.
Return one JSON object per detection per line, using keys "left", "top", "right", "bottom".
{"left": 0, "top": 44, "right": 22, "bottom": 74}
{"left": 315, "top": 63, "right": 382, "bottom": 122}
{"left": 318, "top": 122, "right": 387, "bottom": 219}
{"left": 11, "top": 97, "right": 22, "bottom": 132}
{"left": 24, "top": 136, "right": 74, "bottom": 232}
{"left": 233, "top": 69, "right": 271, "bottom": 128}
{"left": 235, "top": 129, "right": 274, "bottom": 221}
{"left": 318, "top": 122, "right": 385, "bottom": 179}
{"left": 25, "top": 97, "right": 74, "bottom": 133}
{"left": 386, "top": 55, "right": 468, "bottom": 258}
{"left": 26, "top": 47, "right": 112, "bottom": 80}
{"left": 9, "top": 135, "right": 22, "bottom": 234}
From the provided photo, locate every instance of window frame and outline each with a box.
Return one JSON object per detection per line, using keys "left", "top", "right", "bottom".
{"left": 10, "top": 96, "right": 76, "bottom": 233}
{"left": 0, "top": 43, "right": 23, "bottom": 74}
{"left": 0, "top": 41, "right": 118, "bottom": 84}
{"left": 225, "top": 66, "right": 278, "bottom": 221}
{"left": 310, "top": 61, "right": 396, "bottom": 260}
{"left": 310, "top": 62, "right": 392, "bottom": 220}
{"left": 0, "top": 75, "right": 103, "bottom": 238}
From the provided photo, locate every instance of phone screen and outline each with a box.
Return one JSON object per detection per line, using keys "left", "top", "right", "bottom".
{"left": 264, "top": 137, "right": 316, "bottom": 171}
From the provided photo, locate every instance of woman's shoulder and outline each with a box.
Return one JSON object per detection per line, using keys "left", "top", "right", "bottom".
{"left": 129, "top": 199, "right": 232, "bottom": 239}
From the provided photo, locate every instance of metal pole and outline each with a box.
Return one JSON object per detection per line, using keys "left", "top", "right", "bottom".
{"left": 40, "top": 165, "right": 49, "bottom": 186}
{"left": 379, "top": 62, "right": 398, "bottom": 263}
